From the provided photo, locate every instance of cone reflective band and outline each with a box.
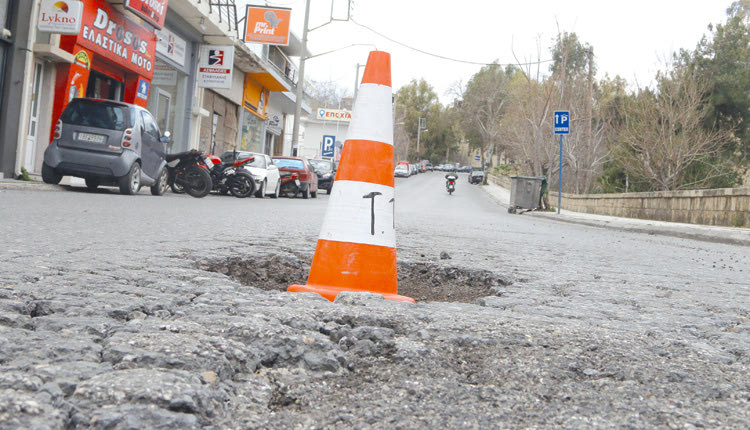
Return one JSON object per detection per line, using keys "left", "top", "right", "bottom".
{"left": 288, "top": 51, "right": 414, "bottom": 303}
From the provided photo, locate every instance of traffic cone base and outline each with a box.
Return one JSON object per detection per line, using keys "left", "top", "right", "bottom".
{"left": 287, "top": 51, "right": 413, "bottom": 303}
{"left": 288, "top": 284, "right": 414, "bottom": 303}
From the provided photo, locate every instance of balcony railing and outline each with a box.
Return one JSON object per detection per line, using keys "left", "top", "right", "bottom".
{"left": 207, "top": 0, "right": 239, "bottom": 35}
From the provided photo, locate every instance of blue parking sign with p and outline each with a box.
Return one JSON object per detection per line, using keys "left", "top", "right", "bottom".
{"left": 322, "top": 135, "right": 335, "bottom": 157}
{"left": 554, "top": 110, "right": 570, "bottom": 134}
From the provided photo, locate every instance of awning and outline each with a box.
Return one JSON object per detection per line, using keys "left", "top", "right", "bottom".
{"left": 249, "top": 72, "right": 290, "bottom": 92}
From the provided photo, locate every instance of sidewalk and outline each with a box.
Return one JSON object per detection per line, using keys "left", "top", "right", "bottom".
{"left": 0, "top": 177, "right": 62, "bottom": 191}
{"left": 481, "top": 180, "right": 750, "bottom": 247}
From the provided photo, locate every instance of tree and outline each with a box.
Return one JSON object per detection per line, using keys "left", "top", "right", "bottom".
{"left": 677, "top": 0, "right": 750, "bottom": 163}
{"left": 614, "top": 67, "right": 736, "bottom": 191}
{"left": 394, "top": 79, "right": 440, "bottom": 162}
{"left": 459, "top": 63, "right": 512, "bottom": 170}
{"left": 309, "top": 79, "right": 352, "bottom": 111}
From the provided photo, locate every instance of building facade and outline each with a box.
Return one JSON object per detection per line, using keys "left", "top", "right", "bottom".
{"left": 0, "top": 0, "right": 312, "bottom": 181}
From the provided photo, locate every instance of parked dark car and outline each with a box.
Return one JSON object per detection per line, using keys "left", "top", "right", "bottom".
{"left": 309, "top": 158, "right": 335, "bottom": 194}
{"left": 271, "top": 156, "right": 318, "bottom": 198}
{"left": 469, "top": 167, "right": 485, "bottom": 184}
{"left": 42, "top": 98, "right": 169, "bottom": 195}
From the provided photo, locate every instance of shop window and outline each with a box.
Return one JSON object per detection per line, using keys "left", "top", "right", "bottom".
{"left": 86, "top": 70, "right": 123, "bottom": 101}
{"left": 148, "top": 60, "right": 188, "bottom": 151}
{"left": 0, "top": 0, "right": 8, "bottom": 29}
{"left": 240, "top": 110, "right": 262, "bottom": 153}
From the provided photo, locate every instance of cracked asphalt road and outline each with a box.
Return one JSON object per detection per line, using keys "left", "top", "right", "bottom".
{"left": 0, "top": 173, "right": 748, "bottom": 429}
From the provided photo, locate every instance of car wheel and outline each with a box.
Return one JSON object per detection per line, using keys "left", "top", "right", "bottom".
{"left": 150, "top": 167, "right": 168, "bottom": 196}
{"left": 270, "top": 180, "right": 280, "bottom": 199}
{"left": 302, "top": 187, "right": 310, "bottom": 199}
{"left": 118, "top": 163, "right": 141, "bottom": 195}
{"left": 41, "top": 163, "right": 62, "bottom": 184}
{"left": 311, "top": 189, "right": 317, "bottom": 198}
{"left": 85, "top": 177, "right": 100, "bottom": 191}
{"left": 255, "top": 179, "right": 266, "bottom": 198}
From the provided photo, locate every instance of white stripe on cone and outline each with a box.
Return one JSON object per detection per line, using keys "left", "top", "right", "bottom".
{"left": 345, "top": 83, "right": 394, "bottom": 146}
{"left": 318, "top": 180, "right": 396, "bottom": 248}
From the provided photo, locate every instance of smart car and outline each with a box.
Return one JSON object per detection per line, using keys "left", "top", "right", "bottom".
{"left": 42, "top": 98, "right": 170, "bottom": 195}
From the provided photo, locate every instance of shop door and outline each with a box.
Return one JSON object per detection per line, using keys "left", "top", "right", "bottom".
{"left": 264, "top": 133, "right": 274, "bottom": 155}
{"left": 24, "top": 61, "right": 43, "bottom": 172}
{"left": 87, "top": 70, "right": 123, "bottom": 101}
{"left": 154, "top": 88, "right": 171, "bottom": 133}
{"left": 210, "top": 113, "right": 220, "bottom": 154}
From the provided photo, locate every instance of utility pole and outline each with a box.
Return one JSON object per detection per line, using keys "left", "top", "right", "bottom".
{"left": 586, "top": 48, "right": 594, "bottom": 154}
{"left": 353, "top": 63, "right": 365, "bottom": 100}
{"left": 416, "top": 117, "right": 426, "bottom": 160}
{"left": 291, "top": 0, "right": 311, "bottom": 156}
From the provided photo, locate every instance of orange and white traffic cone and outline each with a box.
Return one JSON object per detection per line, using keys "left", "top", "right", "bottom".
{"left": 288, "top": 51, "right": 413, "bottom": 303}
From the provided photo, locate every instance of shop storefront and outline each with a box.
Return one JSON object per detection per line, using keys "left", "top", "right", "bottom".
{"left": 148, "top": 25, "right": 193, "bottom": 151}
{"left": 265, "top": 109, "right": 284, "bottom": 155}
{"left": 52, "top": 0, "right": 156, "bottom": 137}
{"left": 240, "top": 74, "right": 269, "bottom": 153}
{"left": 0, "top": 0, "right": 10, "bottom": 110}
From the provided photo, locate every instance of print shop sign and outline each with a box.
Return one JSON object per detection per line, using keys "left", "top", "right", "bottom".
{"left": 74, "top": 0, "right": 156, "bottom": 78}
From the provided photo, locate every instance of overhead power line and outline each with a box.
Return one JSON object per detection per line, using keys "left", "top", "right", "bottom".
{"left": 350, "top": 18, "right": 554, "bottom": 67}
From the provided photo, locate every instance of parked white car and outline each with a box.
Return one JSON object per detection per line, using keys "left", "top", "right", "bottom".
{"left": 220, "top": 151, "right": 281, "bottom": 198}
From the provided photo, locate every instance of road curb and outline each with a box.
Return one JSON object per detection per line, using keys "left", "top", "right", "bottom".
{"left": 0, "top": 179, "right": 63, "bottom": 192}
{"left": 480, "top": 182, "right": 750, "bottom": 247}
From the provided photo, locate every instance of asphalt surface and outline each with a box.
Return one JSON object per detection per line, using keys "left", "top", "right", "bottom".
{"left": 0, "top": 173, "right": 748, "bottom": 429}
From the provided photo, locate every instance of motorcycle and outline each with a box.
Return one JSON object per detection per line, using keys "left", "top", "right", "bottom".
{"left": 206, "top": 152, "right": 256, "bottom": 198}
{"left": 279, "top": 171, "right": 302, "bottom": 197}
{"left": 446, "top": 174, "right": 458, "bottom": 195}
{"left": 166, "top": 150, "right": 213, "bottom": 198}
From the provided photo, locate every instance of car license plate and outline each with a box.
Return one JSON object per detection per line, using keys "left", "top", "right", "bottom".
{"left": 77, "top": 132, "right": 105, "bottom": 143}
{"left": 204, "top": 157, "right": 214, "bottom": 168}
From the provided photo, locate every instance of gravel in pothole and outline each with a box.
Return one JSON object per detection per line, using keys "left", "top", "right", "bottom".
{"left": 203, "top": 255, "right": 512, "bottom": 303}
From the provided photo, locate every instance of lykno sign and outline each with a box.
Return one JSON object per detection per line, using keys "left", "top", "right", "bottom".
{"left": 38, "top": 0, "right": 84, "bottom": 35}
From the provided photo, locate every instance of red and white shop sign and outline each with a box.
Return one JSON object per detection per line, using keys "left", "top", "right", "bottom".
{"left": 70, "top": 0, "right": 157, "bottom": 79}
{"left": 38, "top": 0, "right": 84, "bottom": 35}
{"left": 124, "top": 0, "right": 168, "bottom": 30}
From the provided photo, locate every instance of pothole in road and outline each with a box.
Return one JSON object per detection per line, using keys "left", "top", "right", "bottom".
{"left": 204, "top": 254, "right": 512, "bottom": 303}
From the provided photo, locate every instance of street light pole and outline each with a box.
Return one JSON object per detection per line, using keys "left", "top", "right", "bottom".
{"left": 291, "top": 0, "right": 311, "bottom": 156}
{"left": 416, "top": 117, "right": 426, "bottom": 160}
{"left": 353, "top": 63, "right": 365, "bottom": 100}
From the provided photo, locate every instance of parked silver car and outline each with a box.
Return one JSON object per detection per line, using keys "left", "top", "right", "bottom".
{"left": 42, "top": 98, "right": 170, "bottom": 195}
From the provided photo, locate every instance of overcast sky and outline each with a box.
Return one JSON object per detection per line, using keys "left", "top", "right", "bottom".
{"left": 250, "top": 0, "right": 736, "bottom": 103}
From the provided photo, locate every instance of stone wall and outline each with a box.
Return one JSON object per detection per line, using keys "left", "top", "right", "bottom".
{"left": 489, "top": 175, "right": 749, "bottom": 227}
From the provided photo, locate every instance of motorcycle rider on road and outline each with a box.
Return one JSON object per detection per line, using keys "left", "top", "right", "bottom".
{"left": 445, "top": 169, "right": 458, "bottom": 181}
{"left": 445, "top": 169, "right": 458, "bottom": 194}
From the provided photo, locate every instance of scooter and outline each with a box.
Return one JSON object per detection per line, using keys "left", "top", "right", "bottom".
{"left": 166, "top": 150, "right": 213, "bottom": 198}
{"left": 206, "top": 153, "right": 256, "bottom": 198}
{"left": 446, "top": 174, "right": 458, "bottom": 195}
